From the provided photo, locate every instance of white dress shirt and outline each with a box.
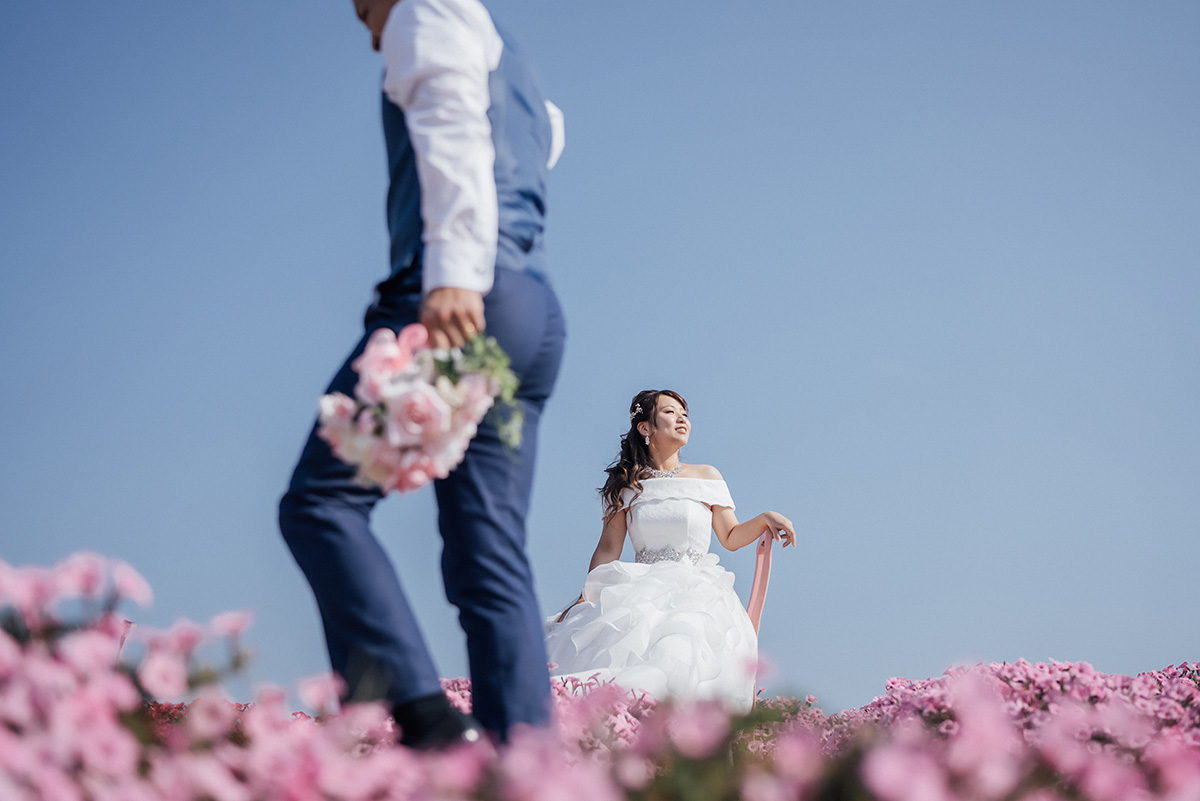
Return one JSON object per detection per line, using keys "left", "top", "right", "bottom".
{"left": 379, "top": 0, "right": 564, "bottom": 295}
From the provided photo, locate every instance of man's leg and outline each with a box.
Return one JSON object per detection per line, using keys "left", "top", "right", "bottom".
{"left": 435, "top": 268, "right": 566, "bottom": 736}
{"left": 278, "top": 298, "right": 445, "bottom": 711}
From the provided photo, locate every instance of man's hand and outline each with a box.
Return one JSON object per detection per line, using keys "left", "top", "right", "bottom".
{"left": 352, "top": 0, "right": 401, "bottom": 51}
{"left": 421, "top": 287, "right": 486, "bottom": 350}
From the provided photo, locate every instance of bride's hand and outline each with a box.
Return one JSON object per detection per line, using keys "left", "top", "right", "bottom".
{"left": 761, "top": 512, "right": 796, "bottom": 548}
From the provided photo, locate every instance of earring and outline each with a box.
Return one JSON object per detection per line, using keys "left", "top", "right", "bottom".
{"left": 643, "top": 435, "right": 650, "bottom": 445}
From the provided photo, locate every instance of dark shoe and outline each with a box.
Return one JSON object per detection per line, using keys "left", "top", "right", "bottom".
{"left": 393, "top": 693, "right": 485, "bottom": 750}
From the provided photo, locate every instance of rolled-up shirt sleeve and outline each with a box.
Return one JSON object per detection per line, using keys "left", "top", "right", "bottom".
{"left": 380, "top": 0, "right": 503, "bottom": 295}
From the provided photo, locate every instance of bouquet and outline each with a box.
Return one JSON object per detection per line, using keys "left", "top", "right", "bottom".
{"left": 317, "top": 324, "right": 521, "bottom": 494}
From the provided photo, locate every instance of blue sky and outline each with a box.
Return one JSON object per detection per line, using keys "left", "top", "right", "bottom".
{"left": 2, "top": 1, "right": 1197, "bottom": 713}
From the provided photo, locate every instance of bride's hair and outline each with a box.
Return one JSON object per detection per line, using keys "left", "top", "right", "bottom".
{"left": 599, "top": 389, "right": 688, "bottom": 519}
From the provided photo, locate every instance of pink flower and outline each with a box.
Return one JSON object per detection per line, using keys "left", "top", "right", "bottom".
{"left": 139, "top": 649, "right": 189, "bottom": 699}
{"left": 1, "top": 565, "right": 56, "bottom": 624}
{"left": 425, "top": 425, "right": 473, "bottom": 477}
{"left": 664, "top": 700, "right": 731, "bottom": 759}
{"left": 396, "top": 446, "right": 445, "bottom": 491}
{"left": 0, "top": 628, "right": 21, "bottom": 681}
{"left": 240, "top": 685, "right": 289, "bottom": 741}
{"left": 149, "top": 619, "right": 205, "bottom": 655}
{"left": 116, "top": 618, "right": 133, "bottom": 657}
{"left": 384, "top": 382, "right": 452, "bottom": 445}
{"left": 1144, "top": 733, "right": 1200, "bottom": 793}
{"left": 457, "top": 372, "right": 495, "bottom": 424}
{"left": 772, "top": 732, "right": 824, "bottom": 786}
{"left": 22, "top": 754, "right": 84, "bottom": 801}
{"left": 0, "top": 674, "right": 36, "bottom": 728}
{"left": 741, "top": 770, "right": 789, "bottom": 801}
{"left": 441, "top": 677, "right": 474, "bottom": 714}
{"left": 396, "top": 322, "right": 429, "bottom": 355}
{"left": 352, "top": 328, "right": 412, "bottom": 404}
{"left": 110, "top": 560, "right": 153, "bottom": 607}
{"left": 180, "top": 752, "right": 252, "bottom": 801}
{"left": 297, "top": 672, "right": 344, "bottom": 716}
{"left": 52, "top": 551, "right": 107, "bottom": 601}
{"left": 187, "top": 687, "right": 239, "bottom": 742}
{"left": 210, "top": 610, "right": 254, "bottom": 640}
{"left": 945, "top": 671, "right": 1025, "bottom": 798}
{"left": 76, "top": 716, "right": 141, "bottom": 779}
{"left": 92, "top": 670, "right": 140, "bottom": 712}
{"left": 58, "top": 629, "right": 121, "bottom": 677}
{"left": 614, "top": 754, "right": 654, "bottom": 790}
{"left": 426, "top": 741, "right": 493, "bottom": 797}
{"left": 1078, "top": 755, "right": 1149, "bottom": 801}
{"left": 316, "top": 392, "right": 356, "bottom": 443}
{"left": 861, "top": 744, "right": 954, "bottom": 801}
{"left": 501, "top": 727, "right": 623, "bottom": 801}
{"left": 358, "top": 441, "right": 437, "bottom": 493}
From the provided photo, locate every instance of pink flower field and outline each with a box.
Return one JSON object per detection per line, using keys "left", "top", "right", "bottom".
{"left": 2, "top": 553, "right": 1198, "bottom": 801}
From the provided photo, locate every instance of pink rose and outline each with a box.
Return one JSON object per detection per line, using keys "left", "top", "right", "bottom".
{"left": 425, "top": 426, "right": 473, "bottom": 478}
{"left": 317, "top": 393, "right": 357, "bottom": 440}
{"left": 457, "top": 373, "right": 496, "bottom": 424}
{"left": 395, "top": 322, "right": 428, "bottom": 355}
{"left": 358, "top": 440, "right": 409, "bottom": 492}
{"left": 353, "top": 328, "right": 407, "bottom": 375}
{"left": 352, "top": 329, "right": 408, "bottom": 404}
{"left": 320, "top": 408, "right": 376, "bottom": 466}
{"left": 384, "top": 383, "right": 452, "bottom": 445}
{"left": 351, "top": 325, "right": 428, "bottom": 405}
{"left": 391, "top": 448, "right": 438, "bottom": 493}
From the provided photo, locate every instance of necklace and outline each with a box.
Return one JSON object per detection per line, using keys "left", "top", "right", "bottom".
{"left": 646, "top": 463, "right": 682, "bottom": 479}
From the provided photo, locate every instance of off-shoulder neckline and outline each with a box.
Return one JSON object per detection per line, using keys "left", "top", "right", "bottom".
{"left": 642, "top": 475, "right": 725, "bottom": 483}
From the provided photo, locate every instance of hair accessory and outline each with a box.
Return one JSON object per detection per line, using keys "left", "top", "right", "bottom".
{"left": 630, "top": 403, "right": 642, "bottom": 422}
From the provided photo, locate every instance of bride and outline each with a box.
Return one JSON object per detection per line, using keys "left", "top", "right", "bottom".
{"left": 544, "top": 389, "right": 796, "bottom": 714}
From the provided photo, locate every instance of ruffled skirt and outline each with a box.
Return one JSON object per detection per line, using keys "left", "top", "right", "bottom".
{"left": 544, "top": 554, "right": 757, "bottom": 714}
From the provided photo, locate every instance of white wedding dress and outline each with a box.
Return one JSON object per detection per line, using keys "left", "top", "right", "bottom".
{"left": 544, "top": 477, "right": 757, "bottom": 714}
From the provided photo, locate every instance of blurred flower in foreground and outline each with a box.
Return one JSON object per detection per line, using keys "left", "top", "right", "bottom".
{"left": 2, "top": 552, "right": 1199, "bottom": 800}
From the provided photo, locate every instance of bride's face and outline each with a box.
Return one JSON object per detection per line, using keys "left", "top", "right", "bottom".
{"left": 647, "top": 396, "right": 690, "bottom": 448}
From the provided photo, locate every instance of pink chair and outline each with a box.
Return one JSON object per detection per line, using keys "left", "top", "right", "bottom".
{"left": 746, "top": 529, "right": 775, "bottom": 635}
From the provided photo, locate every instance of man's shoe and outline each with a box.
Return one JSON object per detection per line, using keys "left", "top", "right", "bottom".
{"left": 393, "top": 693, "right": 486, "bottom": 750}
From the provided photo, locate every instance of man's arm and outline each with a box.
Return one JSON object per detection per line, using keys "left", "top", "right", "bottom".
{"left": 378, "top": 0, "right": 503, "bottom": 347}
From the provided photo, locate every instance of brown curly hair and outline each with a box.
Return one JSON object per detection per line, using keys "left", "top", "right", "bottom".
{"left": 599, "top": 389, "right": 688, "bottom": 519}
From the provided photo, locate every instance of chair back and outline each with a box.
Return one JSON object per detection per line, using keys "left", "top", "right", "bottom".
{"left": 746, "top": 530, "right": 774, "bottom": 634}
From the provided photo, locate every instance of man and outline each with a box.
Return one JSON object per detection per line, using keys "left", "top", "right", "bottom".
{"left": 279, "top": 0, "right": 566, "bottom": 747}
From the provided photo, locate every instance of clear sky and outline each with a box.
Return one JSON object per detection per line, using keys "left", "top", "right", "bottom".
{"left": 2, "top": 1, "right": 1197, "bottom": 713}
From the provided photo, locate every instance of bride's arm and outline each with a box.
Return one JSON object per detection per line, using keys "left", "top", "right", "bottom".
{"left": 697, "top": 465, "right": 797, "bottom": 552}
{"left": 556, "top": 510, "right": 627, "bottom": 621}
{"left": 713, "top": 507, "right": 796, "bottom": 551}
{"left": 587, "top": 509, "right": 628, "bottom": 572}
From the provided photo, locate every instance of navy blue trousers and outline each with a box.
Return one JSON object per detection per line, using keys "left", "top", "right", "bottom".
{"left": 279, "top": 267, "right": 565, "bottom": 735}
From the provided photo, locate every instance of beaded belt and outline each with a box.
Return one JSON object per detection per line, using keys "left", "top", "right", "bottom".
{"left": 634, "top": 546, "right": 703, "bottom": 565}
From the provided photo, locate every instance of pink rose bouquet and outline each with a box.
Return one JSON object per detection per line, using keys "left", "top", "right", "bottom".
{"left": 317, "top": 324, "right": 522, "bottom": 494}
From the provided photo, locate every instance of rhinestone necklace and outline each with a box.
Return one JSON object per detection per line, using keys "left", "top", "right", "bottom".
{"left": 646, "top": 463, "right": 683, "bottom": 479}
